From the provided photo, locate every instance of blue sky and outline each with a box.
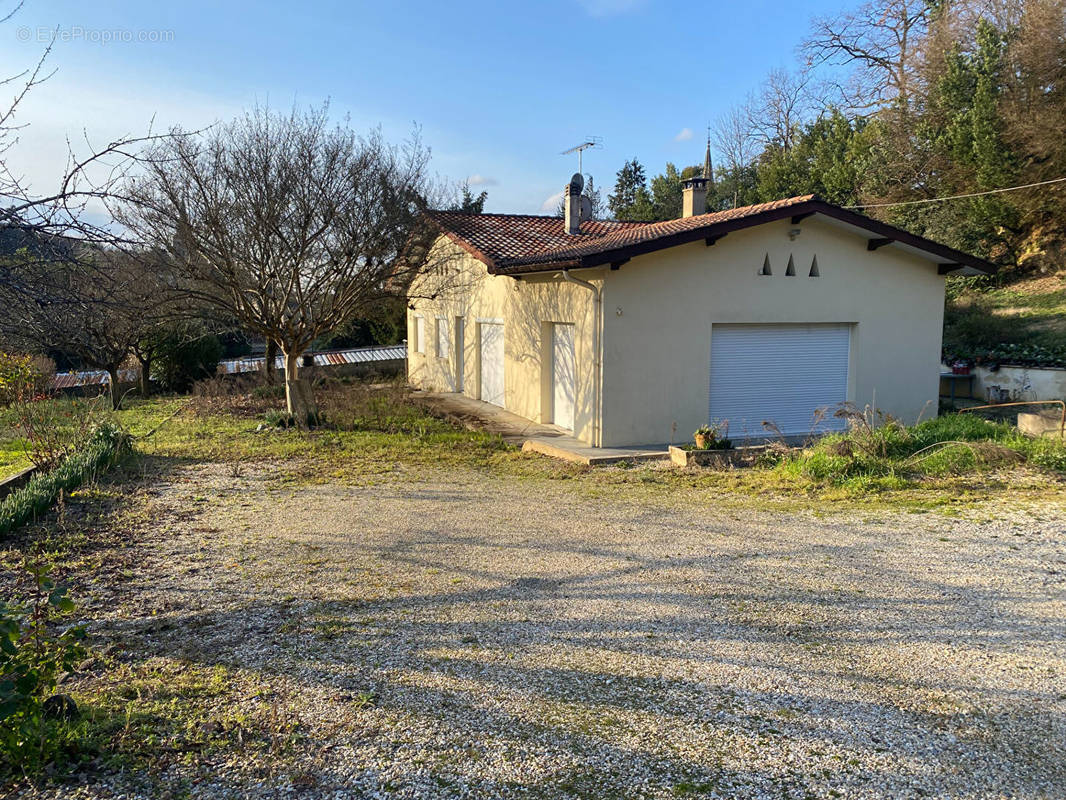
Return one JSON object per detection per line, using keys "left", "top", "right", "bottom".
{"left": 2, "top": 0, "right": 857, "bottom": 214}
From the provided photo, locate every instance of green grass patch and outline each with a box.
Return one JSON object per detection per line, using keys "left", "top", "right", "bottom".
{"left": 770, "top": 413, "right": 1066, "bottom": 491}
{"left": 0, "top": 423, "right": 132, "bottom": 537}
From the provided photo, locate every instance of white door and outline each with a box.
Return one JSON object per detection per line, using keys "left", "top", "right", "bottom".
{"left": 552, "top": 323, "right": 576, "bottom": 431}
{"left": 479, "top": 322, "right": 505, "bottom": 407}
{"left": 709, "top": 323, "right": 850, "bottom": 438}
{"left": 454, "top": 317, "right": 465, "bottom": 393}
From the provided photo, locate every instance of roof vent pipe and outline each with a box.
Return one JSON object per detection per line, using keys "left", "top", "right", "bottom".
{"left": 564, "top": 173, "right": 584, "bottom": 235}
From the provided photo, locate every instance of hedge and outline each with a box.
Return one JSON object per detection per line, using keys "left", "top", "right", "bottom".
{"left": 0, "top": 423, "right": 131, "bottom": 536}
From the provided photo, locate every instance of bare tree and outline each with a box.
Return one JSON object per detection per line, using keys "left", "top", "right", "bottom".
{"left": 803, "top": 0, "right": 932, "bottom": 112}
{"left": 118, "top": 105, "right": 438, "bottom": 423}
{"left": 747, "top": 67, "right": 817, "bottom": 149}
{"left": 0, "top": 247, "right": 174, "bottom": 408}
{"left": 712, "top": 105, "right": 759, "bottom": 208}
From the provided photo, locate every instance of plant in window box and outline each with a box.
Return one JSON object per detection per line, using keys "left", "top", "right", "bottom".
{"left": 693, "top": 422, "right": 731, "bottom": 450}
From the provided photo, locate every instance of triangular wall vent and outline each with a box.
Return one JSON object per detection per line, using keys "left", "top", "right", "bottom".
{"left": 785, "top": 255, "right": 796, "bottom": 276}
{"left": 809, "top": 255, "right": 820, "bottom": 277}
{"left": 760, "top": 253, "right": 772, "bottom": 276}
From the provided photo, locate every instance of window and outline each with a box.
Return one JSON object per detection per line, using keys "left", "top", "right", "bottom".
{"left": 436, "top": 317, "right": 449, "bottom": 358}
{"left": 414, "top": 316, "right": 425, "bottom": 354}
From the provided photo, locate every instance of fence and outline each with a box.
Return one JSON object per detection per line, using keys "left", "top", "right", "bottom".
{"left": 52, "top": 344, "right": 407, "bottom": 392}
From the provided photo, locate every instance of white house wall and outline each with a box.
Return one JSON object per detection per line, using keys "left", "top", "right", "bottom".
{"left": 599, "top": 217, "right": 947, "bottom": 446}
{"left": 407, "top": 240, "right": 601, "bottom": 443}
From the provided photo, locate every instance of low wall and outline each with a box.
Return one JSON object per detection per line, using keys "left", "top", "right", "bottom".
{"left": 940, "top": 364, "right": 1066, "bottom": 402}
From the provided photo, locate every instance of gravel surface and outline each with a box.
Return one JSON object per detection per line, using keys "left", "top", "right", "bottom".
{"left": 12, "top": 462, "right": 1066, "bottom": 799}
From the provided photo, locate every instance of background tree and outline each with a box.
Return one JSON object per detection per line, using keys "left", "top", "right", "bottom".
{"left": 120, "top": 105, "right": 437, "bottom": 424}
{"left": 608, "top": 159, "right": 656, "bottom": 220}
{"left": 803, "top": 0, "right": 932, "bottom": 111}
{"left": 712, "top": 108, "right": 760, "bottom": 210}
{"left": 0, "top": 248, "right": 173, "bottom": 409}
{"left": 450, "top": 182, "right": 488, "bottom": 214}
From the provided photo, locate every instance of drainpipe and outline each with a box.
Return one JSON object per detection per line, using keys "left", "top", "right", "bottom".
{"left": 561, "top": 270, "right": 603, "bottom": 447}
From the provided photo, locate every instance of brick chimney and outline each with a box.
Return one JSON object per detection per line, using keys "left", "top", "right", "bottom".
{"left": 681, "top": 137, "right": 714, "bottom": 218}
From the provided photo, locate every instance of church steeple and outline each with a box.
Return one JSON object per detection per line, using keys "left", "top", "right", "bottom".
{"left": 702, "top": 131, "right": 714, "bottom": 184}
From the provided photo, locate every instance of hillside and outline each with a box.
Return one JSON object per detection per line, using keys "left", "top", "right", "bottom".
{"left": 944, "top": 272, "right": 1066, "bottom": 368}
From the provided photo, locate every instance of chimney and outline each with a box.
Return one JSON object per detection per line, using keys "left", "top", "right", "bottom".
{"left": 564, "top": 173, "right": 583, "bottom": 234}
{"left": 681, "top": 136, "right": 714, "bottom": 218}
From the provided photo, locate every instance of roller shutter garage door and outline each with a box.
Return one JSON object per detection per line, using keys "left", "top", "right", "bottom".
{"left": 709, "top": 323, "right": 850, "bottom": 438}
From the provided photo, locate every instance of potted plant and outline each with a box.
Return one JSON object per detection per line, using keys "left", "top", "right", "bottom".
{"left": 694, "top": 422, "right": 732, "bottom": 450}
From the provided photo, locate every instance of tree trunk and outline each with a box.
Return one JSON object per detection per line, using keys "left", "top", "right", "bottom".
{"left": 137, "top": 355, "right": 152, "bottom": 397}
{"left": 283, "top": 349, "right": 318, "bottom": 427}
{"left": 264, "top": 339, "right": 278, "bottom": 385}
{"left": 107, "top": 366, "right": 122, "bottom": 411}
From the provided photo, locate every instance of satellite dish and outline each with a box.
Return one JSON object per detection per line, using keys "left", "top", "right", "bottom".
{"left": 579, "top": 195, "right": 593, "bottom": 222}
{"left": 569, "top": 172, "right": 584, "bottom": 194}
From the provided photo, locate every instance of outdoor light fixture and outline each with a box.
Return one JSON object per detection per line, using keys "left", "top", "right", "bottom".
{"left": 788, "top": 228, "right": 802, "bottom": 241}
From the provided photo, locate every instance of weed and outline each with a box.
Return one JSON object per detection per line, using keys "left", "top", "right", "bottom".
{"left": 0, "top": 555, "right": 88, "bottom": 778}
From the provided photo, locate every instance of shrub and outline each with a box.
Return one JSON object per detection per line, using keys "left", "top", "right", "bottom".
{"left": 0, "top": 558, "right": 88, "bottom": 776}
{"left": 0, "top": 423, "right": 131, "bottom": 537}
{"left": 152, "top": 332, "right": 223, "bottom": 393}
{"left": 251, "top": 383, "right": 286, "bottom": 400}
{"left": 0, "top": 352, "right": 51, "bottom": 407}
{"left": 9, "top": 395, "right": 108, "bottom": 470}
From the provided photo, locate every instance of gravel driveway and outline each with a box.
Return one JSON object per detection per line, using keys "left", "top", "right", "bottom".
{"left": 22, "top": 462, "right": 1066, "bottom": 799}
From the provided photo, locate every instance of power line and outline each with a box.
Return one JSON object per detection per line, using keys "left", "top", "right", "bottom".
{"left": 846, "top": 176, "right": 1066, "bottom": 210}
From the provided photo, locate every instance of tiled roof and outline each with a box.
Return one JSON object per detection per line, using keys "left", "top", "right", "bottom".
{"left": 495, "top": 196, "right": 816, "bottom": 269}
{"left": 424, "top": 210, "right": 647, "bottom": 269}
{"left": 424, "top": 195, "right": 998, "bottom": 275}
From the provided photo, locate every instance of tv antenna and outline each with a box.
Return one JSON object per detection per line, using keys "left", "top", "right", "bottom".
{"left": 561, "top": 136, "right": 603, "bottom": 174}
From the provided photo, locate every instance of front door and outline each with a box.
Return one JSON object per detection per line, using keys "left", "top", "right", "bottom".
{"left": 454, "top": 316, "right": 465, "bottom": 393}
{"left": 479, "top": 322, "right": 505, "bottom": 407}
{"left": 552, "top": 323, "right": 575, "bottom": 431}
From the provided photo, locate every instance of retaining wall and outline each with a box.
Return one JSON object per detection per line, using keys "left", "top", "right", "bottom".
{"left": 941, "top": 364, "right": 1066, "bottom": 402}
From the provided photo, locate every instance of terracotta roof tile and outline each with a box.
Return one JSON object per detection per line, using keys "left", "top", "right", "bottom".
{"left": 424, "top": 210, "right": 648, "bottom": 269}
{"left": 495, "top": 196, "right": 816, "bottom": 268}
{"left": 424, "top": 195, "right": 997, "bottom": 276}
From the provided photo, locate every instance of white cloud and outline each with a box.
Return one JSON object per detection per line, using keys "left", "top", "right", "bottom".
{"left": 576, "top": 0, "right": 647, "bottom": 17}
{"left": 467, "top": 174, "right": 498, "bottom": 186}
{"left": 540, "top": 191, "right": 563, "bottom": 213}
{"left": 674, "top": 127, "right": 694, "bottom": 142}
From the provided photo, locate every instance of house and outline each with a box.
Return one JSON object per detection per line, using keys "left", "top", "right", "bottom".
{"left": 407, "top": 163, "right": 996, "bottom": 448}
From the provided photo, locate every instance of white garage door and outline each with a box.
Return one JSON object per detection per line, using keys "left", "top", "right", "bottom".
{"left": 709, "top": 323, "right": 850, "bottom": 438}
{"left": 479, "top": 322, "right": 505, "bottom": 407}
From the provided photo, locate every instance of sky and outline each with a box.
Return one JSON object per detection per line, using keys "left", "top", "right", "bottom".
{"left": 1, "top": 0, "right": 860, "bottom": 216}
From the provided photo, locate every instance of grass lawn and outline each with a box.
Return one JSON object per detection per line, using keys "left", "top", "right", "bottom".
{"left": 4, "top": 380, "right": 1066, "bottom": 514}
{"left": 113, "top": 382, "right": 1066, "bottom": 514}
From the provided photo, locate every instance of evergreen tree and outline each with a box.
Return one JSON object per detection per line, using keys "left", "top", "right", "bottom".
{"left": 648, "top": 163, "right": 702, "bottom": 219}
{"left": 608, "top": 158, "right": 651, "bottom": 220}
{"left": 451, "top": 183, "right": 488, "bottom": 214}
